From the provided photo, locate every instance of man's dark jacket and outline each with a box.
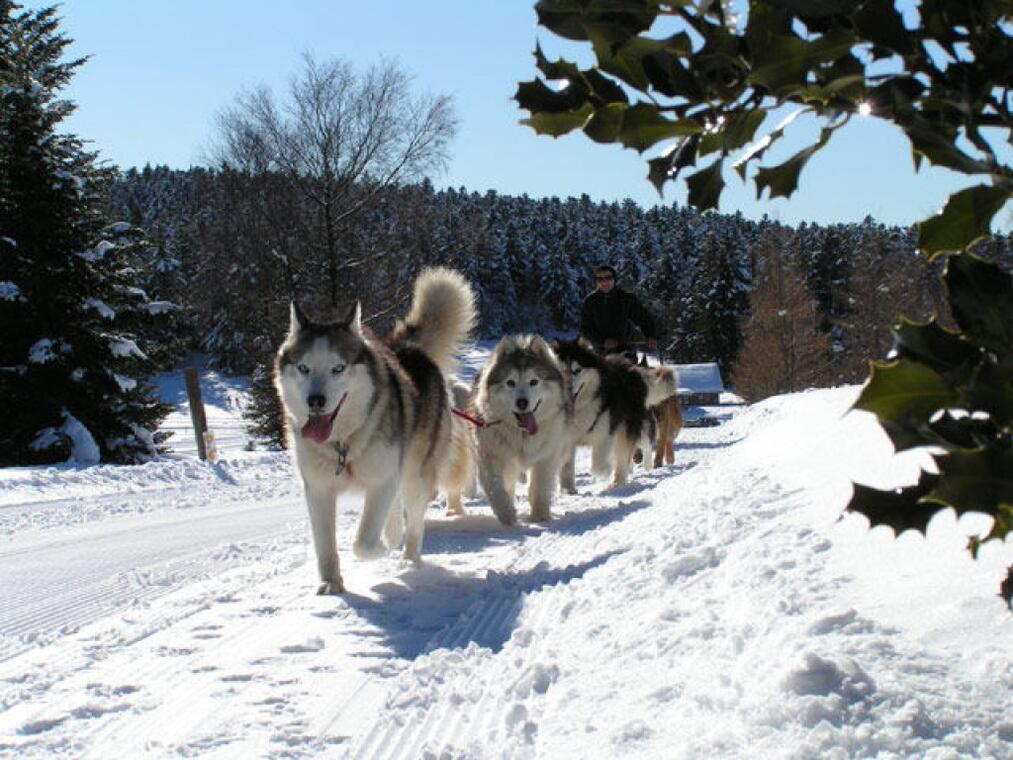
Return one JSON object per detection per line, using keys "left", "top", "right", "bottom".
{"left": 580, "top": 287, "right": 657, "bottom": 352}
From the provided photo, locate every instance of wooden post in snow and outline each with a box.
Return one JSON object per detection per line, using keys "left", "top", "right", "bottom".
{"left": 184, "top": 367, "right": 208, "bottom": 461}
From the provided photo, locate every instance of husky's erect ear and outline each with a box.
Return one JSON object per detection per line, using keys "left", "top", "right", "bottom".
{"left": 343, "top": 301, "right": 362, "bottom": 335}
{"left": 497, "top": 335, "right": 518, "bottom": 354}
{"left": 577, "top": 336, "right": 594, "bottom": 352}
{"left": 530, "top": 335, "right": 556, "bottom": 362}
{"left": 290, "top": 302, "right": 309, "bottom": 333}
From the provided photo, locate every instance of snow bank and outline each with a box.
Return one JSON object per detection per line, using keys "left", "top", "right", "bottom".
{"left": 0, "top": 379, "right": 1009, "bottom": 759}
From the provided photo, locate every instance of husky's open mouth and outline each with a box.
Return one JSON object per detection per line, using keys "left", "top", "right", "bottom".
{"left": 301, "top": 392, "right": 348, "bottom": 444}
{"left": 512, "top": 399, "right": 542, "bottom": 435}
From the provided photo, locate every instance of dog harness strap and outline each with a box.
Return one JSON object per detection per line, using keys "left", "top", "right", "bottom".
{"left": 451, "top": 407, "right": 483, "bottom": 426}
{"left": 451, "top": 407, "right": 501, "bottom": 428}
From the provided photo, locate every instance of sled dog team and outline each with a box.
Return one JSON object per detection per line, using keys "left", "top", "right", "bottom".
{"left": 275, "top": 267, "right": 682, "bottom": 594}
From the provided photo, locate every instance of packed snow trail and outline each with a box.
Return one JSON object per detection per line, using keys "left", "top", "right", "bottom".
{"left": 1, "top": 386, "right": 1010, "bottom": 759}
{"left": 0, "top": 494, "right": 304, "bottom": 659}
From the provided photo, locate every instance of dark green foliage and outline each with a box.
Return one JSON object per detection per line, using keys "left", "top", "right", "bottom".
{"left": 242, "top": 358, "right": 286, "bottom": 450}
{"left": 0, "top": 4, "right": 178, "bottom": 464}
{"left": 848, "top": 255, "right": 1013, "bottom": 556}
{"left": 517, "top": 0, "right": 1013, "bottom": 596}
{"left": 515, "top": 1, "right": 1011, "bottom": 252}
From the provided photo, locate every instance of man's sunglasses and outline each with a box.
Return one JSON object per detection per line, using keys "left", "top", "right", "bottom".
{"left": 594, "top": 274, "right": 614, "bottom": 281}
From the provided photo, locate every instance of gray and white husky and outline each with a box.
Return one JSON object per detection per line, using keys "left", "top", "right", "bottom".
{"left": 552, "top": 338, "right": 677, "bottom": 491}
{"left": 275, "top": 268, "right": 477, "bottom": 594}
{"left": 471, "top": 335, "right": 571, "bottom": 525}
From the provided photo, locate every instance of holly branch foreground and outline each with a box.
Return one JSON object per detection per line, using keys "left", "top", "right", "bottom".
{"left": 515, "top": 0, "right": 1012, "bottom": 603}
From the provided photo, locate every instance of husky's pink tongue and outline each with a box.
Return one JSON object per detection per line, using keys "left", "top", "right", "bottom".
{"left": 301, "top": 394, "right": 345, "bottom": 443}
{"left": 515, "top": 411, "right": 539, "bottom": 435}
{"left": 301, "top": 413, "right": 334, "bottom": 443}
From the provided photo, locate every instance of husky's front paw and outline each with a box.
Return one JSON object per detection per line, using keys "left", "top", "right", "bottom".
{"left": 445, "top": 494, "right": 467, "bottom": 516}
{"left": 316, "top": 577, "right": 345, "bottom": 595}
{"left": 400, "top": 552, "right": 422, "bottom": 567}
{"left": 490, "top": 502, "right": 517, "bottom": 526}
{"left": 352, "top": 539, "right": 388, "bottom": 560}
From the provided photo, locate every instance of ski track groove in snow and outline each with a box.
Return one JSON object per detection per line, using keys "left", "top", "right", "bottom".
{"left": 3, "top": 380, "right": 1012, "bottom": 758}
{"left": 0, "top": 496, "right": 306, "bottom": 663}
{"left": 76, "top": 587, "right": 310, "bottom": 758}
{"left": 345, "top": 475, "right": 667, "bottom": 759}
{"left": 1, "top": 540, "right": 312, "bottom": 757}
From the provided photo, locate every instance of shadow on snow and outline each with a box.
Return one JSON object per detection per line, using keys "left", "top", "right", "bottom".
{"left": 327, "top": 499, "right": 651, "bottom": 662}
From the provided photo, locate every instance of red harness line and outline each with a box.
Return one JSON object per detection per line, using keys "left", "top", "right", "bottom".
{"left": 451, "top": 407, "right": 488, "bottom": 427}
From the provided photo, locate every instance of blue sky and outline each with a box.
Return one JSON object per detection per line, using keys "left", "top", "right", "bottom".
{"left": 35, "top": 0, "right": 1010, "bottom": 231}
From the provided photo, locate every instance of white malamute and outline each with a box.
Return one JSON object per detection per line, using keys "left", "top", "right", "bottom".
{"left": 470, "top": 335, "right": 571, "bottom": 524}
{"left": 276, "top": 268, "right": 476, "bottom": 593}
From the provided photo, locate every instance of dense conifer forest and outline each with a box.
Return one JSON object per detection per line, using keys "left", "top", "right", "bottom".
{"left": 108, "top": 165, "right": 1010, "bottom": 376}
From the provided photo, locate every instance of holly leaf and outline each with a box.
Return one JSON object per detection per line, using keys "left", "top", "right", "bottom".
{"left": 583, "top": 103, "right": 624, "bottom": 143}
{"left": 853, "top": 1, "right": 915, "bottom": 55}
{"left": 647, "top": 133, "right": 699, "bottom": 194}
{"left": 927, "top": 448, "right": 1013, "bottom": 519}
{"left": 732, "top": 107, "right": 808, "bottom": 181}
{"left": 615, "top": 103, "right": 703, "bottom": 153}
{"left": 926, "top": 411, "right": 998, "bottom": 451}
{"left": 854, "top": 359, "right": 959, "bottom": 450}
{"left": 917, "top": 185, "right": 1011, "bottom": 257}
{"left": 965, "top": 360, "right": 1013, "bottom": 427}
{"left": 685, "top": 158, "right": 724, "bottom": 211}
{"left": 774, "top": 0, "right": 862, "bottom": 18}
{"left": 891, "top": 318, "right": 979, "bottom": 374}
{"left": 520, "top": 103, "right": 595, "bottom": 137}
{"left": 754, "top": 126, "right": 832, "bottom": 200}
{"left": 944, "top": 252, "right": 1013, "bottom": 358}
{"left": 602, "top": 32, "right": 695, "bottom": 93}
{"left": 721, "top": 109, "right": 767, "bottom": 153}
{"left": 515, "top": 77, "right": 588, "bottom": 114}
{"left": 846, "top": 468, "right": 942, "bottom": 535}
{"left": 749, "top": 26, "right": 855, "bottom": 95}
{"left": 534, "top": 0, "right": 658, "bottom": 43}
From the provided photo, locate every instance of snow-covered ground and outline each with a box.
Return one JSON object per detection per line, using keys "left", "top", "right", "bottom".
{"left": 1, "top": 352, "right": 1011, "bottom": 759}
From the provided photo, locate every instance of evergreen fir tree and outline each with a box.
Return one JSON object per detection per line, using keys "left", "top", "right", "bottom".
{"left": 0, "top": 3, "right": 176, "bottom": 465}
{"left": 242, "top": 355, "right": 286, "bottom": 449}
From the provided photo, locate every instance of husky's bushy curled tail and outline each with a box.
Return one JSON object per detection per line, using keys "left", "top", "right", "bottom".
{"left": 276, "top": 267, "right": 477, "bottom": 594}
{"left": 391, "top": 267, "right": 477, "bottom": 377}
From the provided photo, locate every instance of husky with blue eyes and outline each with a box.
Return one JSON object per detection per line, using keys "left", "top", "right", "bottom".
{"left": 275, "top": 268, "right": 477, "bottom": 594}
{"left": 470, "top": 335, "right": 572, "bottom": 525}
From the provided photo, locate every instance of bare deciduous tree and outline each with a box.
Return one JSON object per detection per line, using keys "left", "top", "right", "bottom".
{"left": 214, "top": 54, "right": 458, "bottom": 306}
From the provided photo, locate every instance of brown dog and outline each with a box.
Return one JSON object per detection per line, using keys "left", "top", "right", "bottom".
{"left": 651, "top": 394, "right": 683, "bottom": 466}
{"left": 635, "top": 354, "right": 683, "bottom": 468}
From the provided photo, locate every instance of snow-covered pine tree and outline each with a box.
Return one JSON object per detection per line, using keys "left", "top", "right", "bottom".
{"left": 0, "top": 3, "right": 176, "bottom": 465}
{"left": 106, "top": 164, "right": 197, "bottom": 361}
{"left": 242, "top": 354, "right": 286, "bottom": 449}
